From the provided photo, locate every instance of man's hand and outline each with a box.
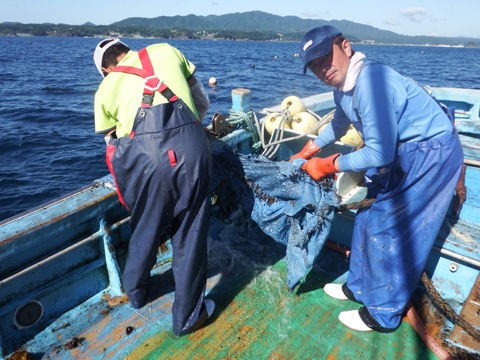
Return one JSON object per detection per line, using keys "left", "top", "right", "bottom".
{"left": 301, "top": 153, "right": 341, "bottom": 180}
{"left": 289, "top": 139, "right": 321, "bottom": 161}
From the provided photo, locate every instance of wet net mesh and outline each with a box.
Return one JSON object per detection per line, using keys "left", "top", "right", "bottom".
{"left": 210, "top": 140, "right": 339, "bottom": 290}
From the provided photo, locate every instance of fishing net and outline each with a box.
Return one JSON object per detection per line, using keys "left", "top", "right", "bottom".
{"left": 210, "top": 140, "right": 339, "bottom": 290}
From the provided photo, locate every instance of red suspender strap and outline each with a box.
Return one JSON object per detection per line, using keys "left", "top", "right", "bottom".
{"left": 138, "top": 48, "right": 179, "bottom": 103}
{"left": 111, "top": 48, "right": 179, "bottom": 106}
{"left": 112, "top": 65, "right": 147, "bottom": 78}
{"left": 138, "top": 48, "right": 154, "bottom": 75}
{"left": 112, "top": 48, "right": 178, "bottom": 107}
{"left": 112, "top": 64, "right": 155, "bottom": 107}
{"left": 138, "top": 48, "right": 156, "bottom": 100}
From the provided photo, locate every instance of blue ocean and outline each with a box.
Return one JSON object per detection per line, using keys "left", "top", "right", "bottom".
{"left": 1, "top": 36, "right": 480, "bottom": 220}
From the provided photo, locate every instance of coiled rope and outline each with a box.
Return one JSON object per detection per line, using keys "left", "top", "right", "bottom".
{"left": 258, "top": 108, "right": 335, "bottom": 159}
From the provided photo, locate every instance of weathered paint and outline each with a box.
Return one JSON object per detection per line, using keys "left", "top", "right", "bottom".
{"left": 0, "top": 177, "right": 130, "bottom": 356}
{"left": 124, "top": 260, "right": 437, "bottom": 360}
{"left": 450, "top": 278, "right": 480, "bottom": 350}
{"left": 2, "top": 88, "right": 480, "bottom": 359}
{"left": 13, "top": 239, "right": 438, "bottom": 360}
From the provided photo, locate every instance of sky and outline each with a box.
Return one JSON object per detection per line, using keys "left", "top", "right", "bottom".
{"left": 1, "top": 0, "right": 478, "bottom": 39}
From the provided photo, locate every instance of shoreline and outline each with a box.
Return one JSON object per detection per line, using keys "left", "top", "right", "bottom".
{"left": 1, "top": 34, "right": 477, "bottom": 48}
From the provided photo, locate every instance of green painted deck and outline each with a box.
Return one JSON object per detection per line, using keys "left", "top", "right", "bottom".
{"left": 24, "top": 218, "right": 437, "bottom": 360}
{"left": 127, "top": 262, "right": 436, "bottom": 360}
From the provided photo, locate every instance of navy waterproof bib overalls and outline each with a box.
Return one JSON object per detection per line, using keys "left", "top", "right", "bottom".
{"left": 105, "top": 48, "right": 212, "bottom": 335}
{"left": 348, "top": 131, "right": 463, "bottom": 330}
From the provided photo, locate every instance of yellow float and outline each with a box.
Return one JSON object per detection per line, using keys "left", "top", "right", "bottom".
{"left": 291, "top": 112, "right": 319, "bottom": 135}
{"left": 264, "top": 112, "right": 291, "bottom": 135}
{"left": 317, "top": 116, "right": 364, "bottom": 148}
{"left": 280, "top": 96, "right": 307, "bottom": 117}
{"left": 340, "top": 125, "right": 364, "bottom": 147}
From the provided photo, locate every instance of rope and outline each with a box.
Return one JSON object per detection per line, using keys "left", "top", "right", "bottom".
{"left": 420, "top": 272, "right": 480, "bottom": 342}
{"left": 259, "top": 109, "right": 335, "bottom": 159}
{"left": 223, "top": 106, "right": 336, "bottom": 160}
{"left": 227, "top": 110, "right": 262, "bottom": 150}
{"left": 260, "top": 111, "right": 290, "bottom": 158}
{"left": 340, "top": 198, "right": 480, "bottom": 348}
{"left": 405, "top": 303, "right": 456, "bottom": 360}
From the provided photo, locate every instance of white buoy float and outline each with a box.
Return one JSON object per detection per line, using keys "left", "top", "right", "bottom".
{"left": 264, "top": 113, "right": 291, "bottom": 135}
{"left": 280, "top": 96, "right": 307, "bottom": 117}
{"left": 208, "top": 77, "right": 217, "bottom": 87}
{"left": 291, "top": 112, "right": 319, "bottom": 135}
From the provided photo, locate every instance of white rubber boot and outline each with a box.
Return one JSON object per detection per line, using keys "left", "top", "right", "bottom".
{"left": 338, "top": 310, "right": 372, "bottom": 331}
{"left": 324, "top": 283, "right": 348, "bottom": 300}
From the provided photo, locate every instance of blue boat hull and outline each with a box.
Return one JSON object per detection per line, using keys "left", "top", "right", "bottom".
{"left": 1, "top": 87, "right": 479, "bottom": 359}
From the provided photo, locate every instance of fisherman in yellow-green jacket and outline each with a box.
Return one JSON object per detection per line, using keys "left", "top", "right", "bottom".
{"left": 93, "top": 38, "right": 214, "bottom": 336}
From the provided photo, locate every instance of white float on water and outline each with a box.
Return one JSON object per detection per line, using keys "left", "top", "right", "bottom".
{"left": 208, "top": 77, "right": 217, "bottom": 87}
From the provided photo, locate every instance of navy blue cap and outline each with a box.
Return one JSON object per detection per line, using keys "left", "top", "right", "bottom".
{"left": 300, "top": 25, "right": 342, "bottom": 73}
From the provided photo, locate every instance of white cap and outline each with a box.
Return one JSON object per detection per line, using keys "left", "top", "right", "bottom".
{"left": 93, "top": 38, "right": 127, "bottom": 77}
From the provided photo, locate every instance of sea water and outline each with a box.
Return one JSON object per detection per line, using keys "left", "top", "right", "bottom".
{"left": 1, "top": 36, "right": 479, "bottom": 220}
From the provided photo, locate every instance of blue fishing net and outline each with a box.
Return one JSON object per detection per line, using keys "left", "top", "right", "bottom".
{"left": 210, "top": 140, "right": 339, "bottom": 290}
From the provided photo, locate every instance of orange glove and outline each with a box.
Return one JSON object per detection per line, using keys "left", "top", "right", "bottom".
{"left": 301, "top": 153, "right": 341, "bottom": 180}
{"left": 289, "top": 139, "right": 321, "bottom": 161}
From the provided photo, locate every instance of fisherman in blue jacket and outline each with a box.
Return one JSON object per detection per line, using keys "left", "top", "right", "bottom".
{"left": 291, "top": 25, "right": 464, "bottom": 332}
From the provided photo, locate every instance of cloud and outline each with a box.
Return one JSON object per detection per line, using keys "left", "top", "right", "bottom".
{"left": 400, "top": 7, "right": 429, "bottom": 22}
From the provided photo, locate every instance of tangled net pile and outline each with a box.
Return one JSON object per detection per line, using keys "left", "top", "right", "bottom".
{"left": 210, "top": 139, "right": 338, "bottom": 290}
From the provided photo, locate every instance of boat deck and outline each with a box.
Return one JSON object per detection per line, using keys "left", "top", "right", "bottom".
{"left": 4, "top": 87, "right": 480, "bottom": 359}
{"left": 6, "top": 149, "right": 480, "bottom": 360}
{"left": 12, "top": 217, "right": 439, "bottom": 360}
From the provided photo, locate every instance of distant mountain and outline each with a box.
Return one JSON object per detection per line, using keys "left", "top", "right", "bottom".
{"left": 1, "top": 11, "right": 479, "bottom": 46}
{"left": 110, "top": 11, "right": 479, "bottom": 46}
{"left": 112, "top": 14, "right": 214, "bottom": 30}
{"left": 111, "top": 12, "right": 315, "bottom": 33}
